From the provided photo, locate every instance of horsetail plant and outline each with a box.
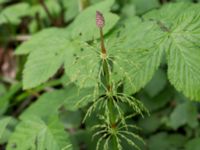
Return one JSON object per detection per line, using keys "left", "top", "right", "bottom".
{"left": 81, "top": 11, "right": 149, "bottom": 150}
{"left": 2, "top": 1, "right": 200, "bottom": 150}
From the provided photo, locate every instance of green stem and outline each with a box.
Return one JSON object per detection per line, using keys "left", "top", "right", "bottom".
{"left": 100, "top": 28, "right": 107, "bottom": 54}
{"left": 99, "top": 27, "right": 116, "bottom": 124}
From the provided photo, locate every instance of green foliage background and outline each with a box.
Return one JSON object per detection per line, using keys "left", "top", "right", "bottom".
{"left": 0, "top": 0, "right": 200, "bottom": 150}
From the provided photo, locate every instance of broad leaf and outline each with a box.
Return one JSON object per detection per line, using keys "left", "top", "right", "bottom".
{"left": 7, "top": 116, "right": 72, "bottom": 150}
{"left": 19, "top": 28, "right": 69, "bottom": 89}
{"left": 64, "top": 40, "right": 101, "bottom": 88}
{"left": 166, "top": 10, "right": 200, "bottom": 100}
{"left": 144, "top": 3, "right": 200, "bottom": 100}
{"left": 108, "top": 17, "right": 164, "bottom": 94}
{"left": 21, "top": 84, "right": 95, "bottom": 120}
{"left": 143, "top": 2, "right": 193, "bottom": 27}
{"left": 15, "top": 28, "right": 69, "bottom": 55}
{"left": 16, "top": 1, "right": 119, "bottom": 89}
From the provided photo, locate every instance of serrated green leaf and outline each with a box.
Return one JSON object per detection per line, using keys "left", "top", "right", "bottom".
{"left": 19, "top": 2, "right": 200, "bottom": 100}
{"left": 109, "top": 17, "right": 165, "bottom": 94}
{"left": 20, "top": 89, "right": 69, "bottom": 120}
{"left": 21, "top": 84, "right": 95, "bottom": 120}
{"left": 0, "top": 3, "right": 30, "bottom": 25}
{"left": 7, "top": 116, "right": 72, "bottom": 150}
{"left": 143, "top": 2, "right": 193, "bottom": 27}
{"left": 19, "top": 28, "right": 70, "bottom": 89}
{"left": 15, "top": 28, "right": 68, "bottom": 55}
{"left": 144, "top": 3, "right": 200, "bottom": 100}
{"left": 167, "top": 11, "right": 200, "bottom": 100}
{"left": 64, "top": 40, "right": 101, "bottom": 88}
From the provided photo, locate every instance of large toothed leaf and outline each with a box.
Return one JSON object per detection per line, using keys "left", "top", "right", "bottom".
{"left": 6, "top": 116, "right": 72, "bottom": 150}
{"left": 15, "top": 28, "right": 69, "bottom": 55}
{"left": 21, "top": 84, "right": 96, "bottom": 120}
{"left": 144, "top": 3, "right": 200, "bottom": 100}
{"left": 64, "top": 40, "right": 101, "bottom": 88}
{"left": 166, "top": 11, "right": 200, "bottom": 100}
{"left": 70, "top": 0, "right": 119, "bottom": 41}
{"left": 143, "top": 2, "right": 192, "bottom": 26}
{"left": 21, "top": 29, "right": 70, "bottom": 89}
{"left": 108, "top": 17, "right": 165, "bottom": 94}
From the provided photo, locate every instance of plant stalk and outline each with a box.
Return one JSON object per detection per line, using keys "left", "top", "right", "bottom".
{"left": 100, "top": 28, "right": 107, "bottom": 55}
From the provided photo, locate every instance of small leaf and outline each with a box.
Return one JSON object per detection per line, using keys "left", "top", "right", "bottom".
{"left": 131, "top": 0, "right": 160, "bottom": 15}
{"left": 0, "top": 3, "right": 30, "bottom": 25}
{"left": 168, "top": 101, "right": 198, "bottom": 129}
{"left": 29, "top": 1, "right": 60, "bottom": 19}
{"left": 70, "top": 0, "right": 119, "bottom": 41}
{"left": 0, "top": 117, "right": 13, "bottom": 140}
{"left": 185, "top": 138, "right": 200, "bottom": 150}
{"left": 144, "top": 69, "right": 167, "bottom": 97}
{"left": 0, "top": 117, "right": 17, "bottom": 144}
